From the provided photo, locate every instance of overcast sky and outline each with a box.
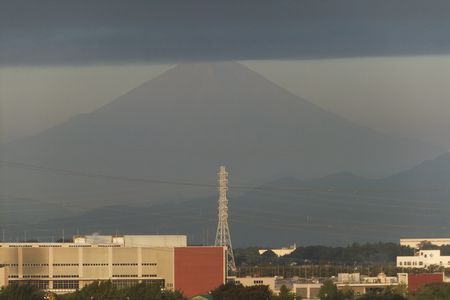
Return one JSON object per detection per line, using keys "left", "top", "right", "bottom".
{"left": 1, "top": 0, "right": 450, "bottom": 148}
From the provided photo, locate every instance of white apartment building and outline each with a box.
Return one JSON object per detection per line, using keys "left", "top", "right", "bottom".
{"left": 397, "top": 250, "right": 450, "bottom": 268}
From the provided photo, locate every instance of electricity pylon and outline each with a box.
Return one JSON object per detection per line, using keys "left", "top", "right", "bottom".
{"left": 214, "top": 166, "right": 236, "bottom": 272}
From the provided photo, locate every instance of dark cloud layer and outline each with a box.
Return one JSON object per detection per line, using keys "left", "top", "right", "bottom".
{"left": 2, "top": 0, "right": 450, "bottom": 65}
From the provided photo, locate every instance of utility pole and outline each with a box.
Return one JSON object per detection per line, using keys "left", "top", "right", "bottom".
{"left": 214, "top": 166, "right": 237, "bottom": 272}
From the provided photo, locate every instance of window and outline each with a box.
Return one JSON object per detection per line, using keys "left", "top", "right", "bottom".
{"left": 53, "top": 280, "right": 79, "bottom": 290}
{"left": 142, "top": 279, "right": 164, "bottom": 288}
{"left": 22, "top": 280, "right": 49, "bottom": 289}
{"left": 22, "top": 263, "right": 49, "bottom": 267}
{"left": 254, "top": 280, "right": 263, "bottom": 284}
{"left": 112, "top": 280, "right": 139, "bottom": 289}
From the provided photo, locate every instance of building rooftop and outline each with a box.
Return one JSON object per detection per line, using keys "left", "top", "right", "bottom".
{"left": 0, "top": 235, "right": 187, "bottom": 248}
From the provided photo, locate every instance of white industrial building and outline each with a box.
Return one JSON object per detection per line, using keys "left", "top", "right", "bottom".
{"left": 400, "top": 238, "right": 450, "bottom": 249}
{"left": 258, "top": 244, "right": 297, "bottom": 257}
{"left": 397, "top": 250, "right": 450, "bottom": 268}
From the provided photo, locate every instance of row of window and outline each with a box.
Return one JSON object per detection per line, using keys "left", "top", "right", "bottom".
{"left": 399, "top": 260, "right": 450, "bottom": 266}
{"left": 113, "top": 274, "right": 139, "bottom": 278}
{"left": 21, "top": 280, "right": 49, "bottom": 289}
{"left": 3, "top": 262, "right": 157, "bottom": 267}
{"left": 111, "top": 279, "right": 165, "bottom": 288}
{"left": 399, "top": 261, "right": 424, "bottom": 266}
{"left": 23, "top": 275, "right": 48, "bottom": 278}
{"left": 7, "top": 279, "right": 165, "bottom": 290}
{"left": 53, "top": 280, "right": 79, "bottom": 289}
{"left": 9, "top": 275, "right": 80, "bottom": 278}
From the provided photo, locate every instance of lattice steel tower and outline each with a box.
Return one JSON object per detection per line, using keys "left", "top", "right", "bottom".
{"left": 214, "top": 166, "right": 236, "bottom": 272}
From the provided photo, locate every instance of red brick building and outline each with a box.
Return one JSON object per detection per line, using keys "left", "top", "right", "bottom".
{"left": 407, "top": 273, "right": 444, "bottom": 294}
{"left": 174, "top": 246, "right": 226, "bottom": 297}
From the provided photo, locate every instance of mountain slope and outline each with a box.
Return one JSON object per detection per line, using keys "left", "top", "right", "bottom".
{"left": 19, "top": 151, "right": 450, "bottom": 246}
{"left": 0, "top": 62, "right": 441, "bottom": 211}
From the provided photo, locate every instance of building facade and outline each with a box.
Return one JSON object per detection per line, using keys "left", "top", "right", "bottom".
{"left": 0, "top": 235, "right": 225, "bottom": 297}
{"left": 397, "top": 250, "right": 450, "bottom": 268}
{"left": 407, "top": 273, "right": 444, "bottom": 294}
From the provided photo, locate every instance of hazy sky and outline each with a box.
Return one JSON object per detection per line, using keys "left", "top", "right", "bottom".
{"left": 1, "top": 0, "right": 450, "bottom": 147}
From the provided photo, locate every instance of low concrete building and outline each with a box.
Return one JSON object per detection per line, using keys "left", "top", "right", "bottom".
{"left": 293, "top": 273, "right": 401, "bottom": 299}
{"left": 293, "top": 283, "right": 321, "bottom": 299}
{"left": 337, "top": 273, "right": 360, "bottom": 283}
{"left": 397, "top": 249, "right": 450, "bottom": 268}
{"left": 0, "top": 235, "right": 225, "bottom": 297}
{"left": 229, "top": 276, "right": 277, "bottom": 292}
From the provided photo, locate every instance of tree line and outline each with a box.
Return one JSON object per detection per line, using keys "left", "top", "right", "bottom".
{"left": 4, "top": 280, "right": 450, "bottom": 300}
{"left": 235, "top": 243, "right": 414, "bottom": 266}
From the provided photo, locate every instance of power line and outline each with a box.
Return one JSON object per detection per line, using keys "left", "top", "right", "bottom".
{"left": 1, "top": 160, "right": 449, "bottom": 194}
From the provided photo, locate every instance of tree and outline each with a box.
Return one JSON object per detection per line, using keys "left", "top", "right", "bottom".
{"left": 318, "top": 280, "right": 342, "bottom": 300}
{"left": 339, "top": 286, "right": 354, "bottom": 300}
{"left": 211, "top": 282, "right": 273, "bottom": 300}
{"left": 0, "top": 284, "right": 45, "bottom": 300}
{"left": 57, "top": 281, "right": 186, "bottom": 300}
{"left": 413, "top": 282, "right": 450, "bottom": 300}
{"left": 357, "top": 286, "right": 406, "bottom": 300}
{"left": 275, "top": 285, "right": 298, "bottom": 300}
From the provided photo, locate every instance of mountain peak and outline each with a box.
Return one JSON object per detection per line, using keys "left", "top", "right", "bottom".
{"left": 1, "top": 61, "right": 441, "bottom": 208}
